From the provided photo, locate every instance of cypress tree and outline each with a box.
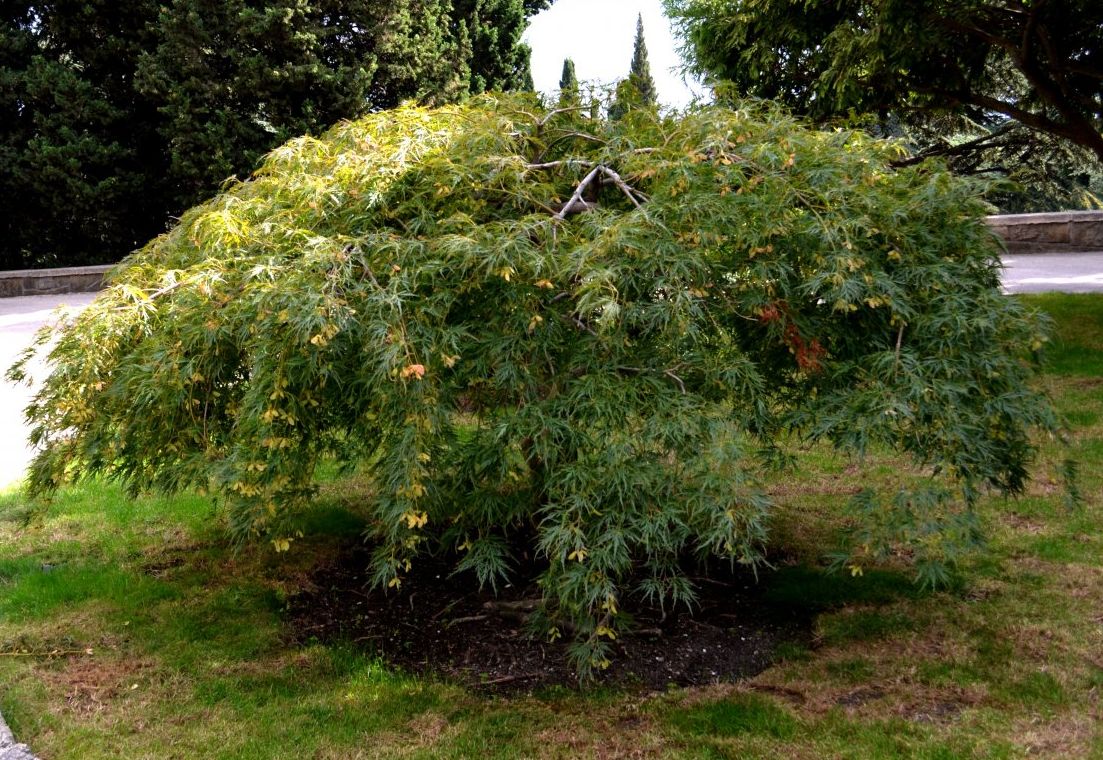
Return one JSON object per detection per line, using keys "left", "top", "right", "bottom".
{"left": 610, "top": 14, "right": 658, "bottom": 120}
{"left": 558, "top": 57, "right": 579, "bottom": 106}
{"left": 452, "top": 0, "right": 550, "bottom": 93}
{"left": 628, "top": 14, "right": 658, "bottom": 106}
{"left": 516, "top": 43, "right": 537, "bottom": 92}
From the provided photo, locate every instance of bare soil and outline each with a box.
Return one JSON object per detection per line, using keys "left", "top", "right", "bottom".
{"left": 286, "top": 545, "right": 814, "bottom": 693}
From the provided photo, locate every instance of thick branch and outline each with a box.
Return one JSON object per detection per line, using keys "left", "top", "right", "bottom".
{"left": 890, "top": 125, "right": 1016, "bottom": 168}
{"left": 917, "top": 83, "right": 1103, "bottom": 163}
{"left": 598, "top": 166, "right": 647, "bottom": 208}
{"left": 926, "top": 11, "right": 1103, "bottom": 162}
{"left": 968, "top": 91, "right": 1103, "bottom": 162}
{"left": 552, "top": 164, "right": 648, "bottom": 221}
{"left": 553, "top": 165, "right": 603, "bottom": 221}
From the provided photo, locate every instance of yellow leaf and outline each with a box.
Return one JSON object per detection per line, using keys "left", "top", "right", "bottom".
{"left": 849, "top": 564, "right": 864, "bottom": 577}
{"left": 497, "top": 267, "right": 514, "bottom": 282}
{"left": 272, "top": 538, "right": 291, "bottom": 553}
{"left": 534, "top": 279, "right": 555, "bottom": 290}
{"left": 441, "top": 353, "right": 459, "bottom": 368}
{"left": 527, "top": 314, "right": 544, "bottom": 333}
{"left": 387, "top": 576, "right": 402, "bottom": 589}
{"left": 400, "top": 363, "right": 426, "bottom": 380}
{"left": 402, "top": 510, "right": 428, "bottom": 529}
{"left": 595, "top": 625, "right": 617, "bottom": 640}
{"left": 567, "top": 547, "right": 588, "bottom": 562}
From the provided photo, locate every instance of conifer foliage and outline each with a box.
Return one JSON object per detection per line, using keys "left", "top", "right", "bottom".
{"left": 0, "top": 0, "right": 549, "bottom": 269}
{"left": 13, "top": 94, "right": 1060, "bottom": 674}
{"left": 611, "top": 14, "right": 658, "bottom": 119}
{"left": 628, "top": 14, "right": 658, "bottom": 107}
{"left": 558, "top": 58, "right": 579, "bottom": 106}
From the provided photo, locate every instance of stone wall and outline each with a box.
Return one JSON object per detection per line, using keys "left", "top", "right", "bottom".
{"left": 986, "top": 210, "right": 1103, "bottom": 253}
{"left": 0, "top": 265, "right": 112, "bottom": 298}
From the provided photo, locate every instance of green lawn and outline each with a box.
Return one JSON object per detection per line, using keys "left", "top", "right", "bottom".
{"left": 1, "top": 294, "right": 1100, "bottom": 759}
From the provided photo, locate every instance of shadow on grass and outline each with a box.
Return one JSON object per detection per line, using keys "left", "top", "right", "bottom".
{"left": 764, "top": 565, "right": 924, "bottom": 610}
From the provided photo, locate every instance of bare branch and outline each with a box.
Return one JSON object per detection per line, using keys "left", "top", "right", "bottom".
{"left": 549, "top": 163, "right": 649, "bottom": 221}
{"left": 553, "top": 165, "right": 603, "bottom": 221}
{"left": 536, "top": 105, "right": 592, "bottom": 129}
{"left": 524, "top": 160, "right": 596, "bottom": 171}
{"left": 573, "top": 316, "right": 600, "bottom": 337}
{"left": 596, "top": 166, "right": 647, "bottom": 208}
{"left": 894, "top": 322, "right": 905, "bottom": 374}
{"left": 664, "top": 369, "right": 687, "bottom": 394}
{"left": 538, "top": 131, "right": 608, "bottom": 160}
{"left": 890, "top": 125, "right": 1016, "bottom": 167}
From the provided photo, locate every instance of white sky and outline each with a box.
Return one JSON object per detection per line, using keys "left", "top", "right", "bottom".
{"left": 522, "top": 0, "right": 707, "bottom": 108}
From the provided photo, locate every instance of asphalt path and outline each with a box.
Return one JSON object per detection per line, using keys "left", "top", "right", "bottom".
{"left": 1000, "top": 251, "right": 1103, "bottom": 293}
{"left": 0, "top": 292, "right": 97, "bottom": 489}
{"left": 1, "top": 253, "right": 1102, "bottom": 488}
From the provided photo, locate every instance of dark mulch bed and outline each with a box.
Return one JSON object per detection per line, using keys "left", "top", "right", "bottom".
{"left": 285, "top": 546, "right": 814, "bottom": 693}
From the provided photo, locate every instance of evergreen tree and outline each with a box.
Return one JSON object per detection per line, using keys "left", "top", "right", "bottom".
{"left": 0, "top": 0, "right": 551, "bottom": 269}
{"left": 610, "top": 14, "right": 658, "bottom": 119}
{"left": 135, "top": 0, "right": 469, "bottom": 212}
{"left": 558, "top": 57, "right": 579, "bottom": 106}
{"left": 628, "top": 14, "right": 657, "bottom": 106}
{"left": 516, "top": 43, "right": 537, "bottom": 93}
{"left": 452, "top": 0, "right": 550, "bottom": 93}
{"left": 667, "top": 0, "right": 1103, "bottom": 164}
{"left": 0, "top": 0, "right": 167, "bottom": 269}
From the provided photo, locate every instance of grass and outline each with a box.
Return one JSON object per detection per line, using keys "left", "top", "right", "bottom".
{"left": 1, "top": 293, "right": 1101, "bottom": 758}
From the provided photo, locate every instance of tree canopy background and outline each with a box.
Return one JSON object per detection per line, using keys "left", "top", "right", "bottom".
{"left": 666, "top": 0, "right": 1103, "bottom": 210}
{"left": 13, "top": 93, "right": 1064, "bottom": 674}
{"left": 0, "top": 0, "right": 550, "bottom": 270}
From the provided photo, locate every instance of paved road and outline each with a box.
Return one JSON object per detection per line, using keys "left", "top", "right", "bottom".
{"left": 1001, "top": 251, "right": 1103, "bottom": 293}
{"left": 0, "top": 293, "right": 97, "bottom": 489}
{"left": 2, "top": 253, "right": 1102, "bottom": 487}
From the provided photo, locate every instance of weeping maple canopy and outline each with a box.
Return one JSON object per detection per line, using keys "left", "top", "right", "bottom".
{"left": 12, "top": 94, "right": 1059, "bottom": 673}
